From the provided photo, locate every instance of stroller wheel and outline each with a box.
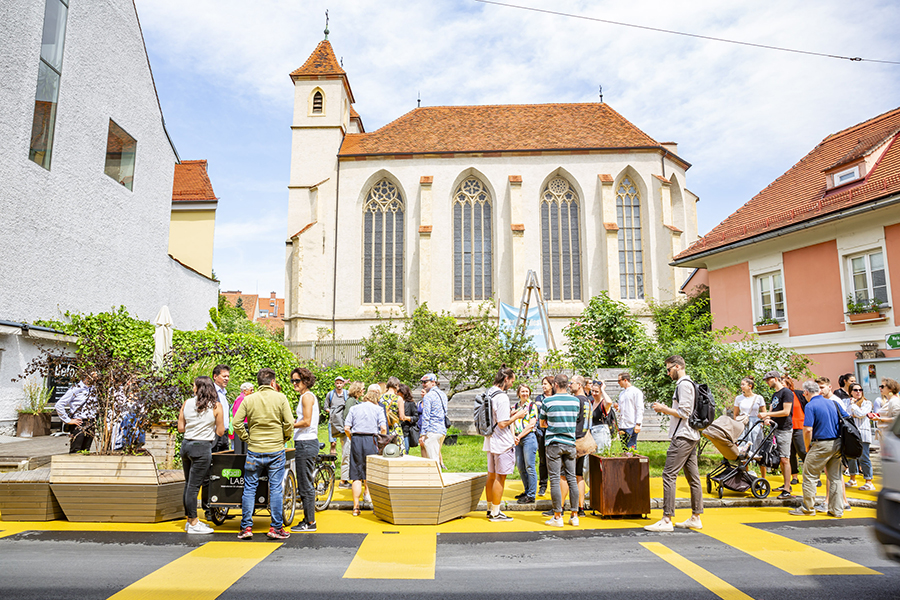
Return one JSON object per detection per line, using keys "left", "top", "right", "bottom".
{"left": 707, "top": 479, "right": 711, "bottom": 494}
{"left": 717, "top": 485, "right": 723, "bottom": 499}
{"left": 751, "top": 478, "right": 771, "bottom": 499}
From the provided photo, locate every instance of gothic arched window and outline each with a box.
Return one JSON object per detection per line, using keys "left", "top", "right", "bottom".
{"left": 541, "top": 177, "right": 581, "bottom": 301}
{"left": 312, "top": 90, "right": 324, "bottom": 114}
{"left": 363, "top": 179, "right": 404, "bottom": 304}
{"left": 616, "top": 177, "right": 644, "bottom": 299}
{"left": 453, "top": 176, "right": 492, "bottom": 300}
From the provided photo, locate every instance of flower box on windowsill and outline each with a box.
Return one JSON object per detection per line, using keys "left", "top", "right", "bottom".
{"left": 847, "top": 312, "right": 886, "bottom": 323}
{"left": 755, "top": 323, "right": 783, "bottom": 334}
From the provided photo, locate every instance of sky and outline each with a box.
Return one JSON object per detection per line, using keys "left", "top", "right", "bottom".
{"left": 136, "top": 0, "right": 900, "bottom": 298}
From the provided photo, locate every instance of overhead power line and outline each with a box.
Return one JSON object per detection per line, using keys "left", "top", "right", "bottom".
{"left": 475, "top": 0, "right": 900, "bottom": 65}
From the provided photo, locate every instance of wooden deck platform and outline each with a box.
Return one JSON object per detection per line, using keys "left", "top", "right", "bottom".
{"left": 366, "top": 455, "right": 487, "bottom": 525}
{"left": 0, "top": 468, "right": 64, "bottom": 521}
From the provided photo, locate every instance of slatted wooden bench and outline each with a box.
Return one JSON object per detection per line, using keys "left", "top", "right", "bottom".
{"left": 0, "top": 468, "right": 64, "bottom": 521}
{"left": 50, "top": 454, "right": 184, "bottom": 523}
{"left": 366, "top": 455, "right": 488, "bottom": 525}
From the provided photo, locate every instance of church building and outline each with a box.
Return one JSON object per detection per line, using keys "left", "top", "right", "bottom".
{"left": 284, "top": 38, "right": 700, "bottom": 343}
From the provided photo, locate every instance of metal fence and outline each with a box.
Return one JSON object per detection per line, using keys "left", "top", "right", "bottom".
{"left": 282, "top": 339, "right": 366, "bottom": 367}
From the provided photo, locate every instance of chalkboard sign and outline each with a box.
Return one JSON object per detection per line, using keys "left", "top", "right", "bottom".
{"left": 47, "top": 357, "right": 78, "bottom": 407}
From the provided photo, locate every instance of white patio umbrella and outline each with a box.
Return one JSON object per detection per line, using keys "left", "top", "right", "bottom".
{"left": 152, "top": 306, "right": 174, "bottom": 369}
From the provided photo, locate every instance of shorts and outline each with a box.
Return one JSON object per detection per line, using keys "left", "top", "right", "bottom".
{"left": 349, "top": 433, "right": 377, "bottom": 481}
{"left": 775, "top": 428, "right": 792, "bottom": 459}
{"left": 487, "top": 448, "right": 516, "bottom": 475}
{"left": 575, "top": 452, "right": 586, "bottom": 477}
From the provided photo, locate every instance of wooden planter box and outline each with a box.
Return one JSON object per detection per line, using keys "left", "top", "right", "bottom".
{"left": 588, "top": 454, "right": 651, "bottom": 518}
{"left": 16, "top": 412, "right": 52, "bottom": 437}
{"left": 0, "top": 468, "right": 64, "bottom": 521}
{"left": 144, "top": 423, "right": 177, "bottom": 469}
{"left": 50, "top": 454, "right": 184, "bottom": 523}
{"left": 755, "top": 323, "right": 782, "bottom": 333}
{"left": 366, "top": 455, "right": 487, "bottom": 525}
{"left": 847, "top": 311, "right": 884, "bottom": 322}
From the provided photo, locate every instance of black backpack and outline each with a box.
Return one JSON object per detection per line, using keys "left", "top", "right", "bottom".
{"left": 833, "top": 402, "right": 863, "bottom": 460}
{"left": 677, "top": 379, "right": 716, "bottom": 431}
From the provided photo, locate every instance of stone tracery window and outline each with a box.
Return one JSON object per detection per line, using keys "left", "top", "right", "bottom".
{"left": 616, "top": 177, "right": 644, "bottom": 299}
{"left": 363, "top": 179, "right": 404, "bottom": 304}
{"left": 541, "top": 176, "right": 581, "bottom": 301}
{"left": 453, "top": 176, "right": 492, "bottom": 300}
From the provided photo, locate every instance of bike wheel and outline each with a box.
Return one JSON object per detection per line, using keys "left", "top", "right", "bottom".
{"left": 315, "top": 464, "right": 335, "bottom": 511}
{"left": 209, "top": 506, "right": 228, "bottom": 526}
{"left": 282, "top": 471, "right": 297, "bottom": 525}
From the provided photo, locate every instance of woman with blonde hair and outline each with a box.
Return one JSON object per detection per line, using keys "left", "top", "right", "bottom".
{"left": 344, "top": 383, "right": 387, "bottom": 515}
{"left": 378, "top": 377, "right": 406, "bottom": 456}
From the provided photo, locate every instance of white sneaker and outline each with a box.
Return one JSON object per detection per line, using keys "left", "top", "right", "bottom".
{"left": 186, "top": 521, "right": 214, "bottom": 534}
{"left": 364, "top": 492, "right": 372, "bottom": 503}
{"left": 674, "top": 516, "right": 703, "bottom": 530}
{"left": 545, "top": 516, "right": 564, "bottom": 527}
{"left": 568, "top": 515, "right": 579, "bottom": 527}
{"left": 644, "top": 519, "right": 674, "bottom": 532}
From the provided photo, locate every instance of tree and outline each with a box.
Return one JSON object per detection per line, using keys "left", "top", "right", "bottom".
{"left": 361, "top": 301, "right": 533, "bottom": 398}
{"left": 562, "top": 292, "right": 647, "bottom": 372}
{"left": 208, "top": 294, "right": 282, "bottom": 342}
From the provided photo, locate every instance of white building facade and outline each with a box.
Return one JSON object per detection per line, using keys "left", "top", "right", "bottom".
{"left": 285, "top": 40, "right": 699, "bottom": 343}
{"left": 0, "top": 0, "right": 218, "bottom": 431}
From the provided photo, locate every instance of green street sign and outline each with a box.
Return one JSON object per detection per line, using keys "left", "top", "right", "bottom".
{"left": 887, "top": 333, "right": 900, "bottom": 350}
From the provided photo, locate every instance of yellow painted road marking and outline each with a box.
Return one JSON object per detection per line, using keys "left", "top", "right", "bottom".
{"left": 107, "top": 541, "right": 280, "bottom": 600}
{"left": 343, "top": 532, "right": 436, "bottom": 579}
{"left": 641, "top": 542, "right": 754, "bottom": 600}
{"left": 701, "top": 522, "right": 880, "bottom": 576}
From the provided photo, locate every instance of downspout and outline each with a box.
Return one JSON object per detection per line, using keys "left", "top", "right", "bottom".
{"left": 661, "top": 149, "right": 667, "bottom": 178}
{"left": 331, "top": 159, "right": 341, "bottom": 347}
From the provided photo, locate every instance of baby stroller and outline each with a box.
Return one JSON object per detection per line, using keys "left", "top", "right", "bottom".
{"left": 703, "top": 415, "right": 772, "bottom": 499}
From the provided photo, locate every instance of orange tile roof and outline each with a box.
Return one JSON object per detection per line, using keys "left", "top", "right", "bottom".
{"left": 350, "top": 105, "right": 360, "bottom": 118}
{"left": 290, "top": 40, "right": 345, "bottom": 78}
{"left": 172, "top": 160, "right": 217, "bottom": 203}
{"left": 676, "top": 106, "right": 900, "bottom": 262}
{"left": 598, "top": 174, "right": 614, "bottom": 183}
{"left": 338, "top": 103, "right": 660, "bottom": 157}
{"left": 221, "top": 292, "right": 258, "bottom": 320}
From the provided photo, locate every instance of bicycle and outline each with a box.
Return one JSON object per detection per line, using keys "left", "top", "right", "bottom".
{"left": 313, "top": 450, "right": 337, "bottom": 511}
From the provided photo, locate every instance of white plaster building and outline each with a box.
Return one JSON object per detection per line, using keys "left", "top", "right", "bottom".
{"left": 0, "top": 0, "right": 218, "bottom": 431}
{"left": 284, "top": 40, "right": 699, "bottom": 343}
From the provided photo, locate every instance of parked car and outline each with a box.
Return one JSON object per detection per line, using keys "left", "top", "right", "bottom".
{"left": 875, "top": 415, "right": 900, "bottom": 562}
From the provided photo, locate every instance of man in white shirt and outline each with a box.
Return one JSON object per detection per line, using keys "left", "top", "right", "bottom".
{"left": 616, "top": 372, "right": 644, "bottom": 449}
{"left": 482, "top": 367, "right": 526, "bottom": 522}
{"left": 212, "top": 364, "right": 231, "bottom": 452}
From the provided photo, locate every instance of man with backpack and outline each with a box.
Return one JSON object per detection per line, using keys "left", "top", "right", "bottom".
{"left": 481, "top": 367, "right": 527, "bottom": 522}
{"left": 645, "top": 355, "right": 703, "bottom": 532}
{"left": 325, "top": 376, "right": 351, "bottom": 488}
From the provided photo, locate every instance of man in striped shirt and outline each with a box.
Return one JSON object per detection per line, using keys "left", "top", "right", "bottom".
{"left": 538, "top": 374, "right": 580, "bottom": 527}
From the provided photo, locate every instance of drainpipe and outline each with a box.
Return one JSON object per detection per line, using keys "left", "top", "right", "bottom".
{"left": 331, "top": 159, "right": 341, "bottom": 351}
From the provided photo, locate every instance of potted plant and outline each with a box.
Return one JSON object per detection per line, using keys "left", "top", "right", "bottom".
{"left": 754, "top": 317, "right": 782, "bottom": 333}
{"left": 444, "top": 426, "right": 461, "bottom": 446}
{"left": 846, "top": 296, "right": 885, "bottom": 322}
{"left": 16, "top": 380, "right": 54, "bottom": 438}
{"left": 588, "top": 437, "right": 651, "bottom": 518}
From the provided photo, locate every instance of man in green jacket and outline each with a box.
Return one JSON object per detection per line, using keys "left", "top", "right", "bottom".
{"left": 233, "top": 368, "right": 294, "bottom": 540}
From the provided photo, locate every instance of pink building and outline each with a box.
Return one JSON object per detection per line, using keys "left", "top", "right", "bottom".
{"left": 674, "top": 107, "right": 900, "bottom": 384}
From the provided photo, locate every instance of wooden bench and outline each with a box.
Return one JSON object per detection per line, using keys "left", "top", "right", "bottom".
{"left": 366, "top": 455, "right": 488, "bottom": 525}
{"left": 50, "top": 454, "right": 184, "bottom": 523}
{"left": 0, "top": 468, "right": 64, "bottom": 521}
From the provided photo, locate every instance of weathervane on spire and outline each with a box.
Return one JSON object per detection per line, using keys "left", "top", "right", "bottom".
{"left": 324, "top": 10, "right": 329, "bottom": 40}
{"left": 598, "top": 84, "right": 603, "bottom": 103}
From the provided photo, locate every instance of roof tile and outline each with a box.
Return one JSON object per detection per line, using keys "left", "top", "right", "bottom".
{"left": 290, "top": 40, "right": 345, "bottom": 77}
{"left": 172, "top": 160, "right": 217, "bottom": 203}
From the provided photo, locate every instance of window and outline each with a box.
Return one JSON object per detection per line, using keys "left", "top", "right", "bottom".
{"left": 616, "top": 177, "right": 643, "bottom": 299}
{"left": 834, "top": 165, "right": 860, "bottom": 186}
{"left": 104, "top": 120, "right": 136, "bottom": 190}
{"left": 756, "top": 272, "right": 785, "bottom": 321}
{"left": 312, "top": 90, "right": 324, "bottom": 114}
{"left": 28, "top": 0, "right": 69, "bottom": 170}
{"left": 363, "top": 179, "right": 404, "bottom": 304}
{"left": 453, "top": 177, "right": 492, "bottom": 301}
{"left": 849, "top": 250, "right": 888, "bottom": 305}
{"left": 541, "top": 176, "right": 581, "bottom": 301}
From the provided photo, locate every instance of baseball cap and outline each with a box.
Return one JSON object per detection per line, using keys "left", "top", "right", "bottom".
{"left": 334, "top": 375, "right": 346, "bottom": 382}
{"left": 763, "top": 370, "right": 782, "bottom": 380}
{"left": 420, "top": 373, "right": 437, "bottom": 382}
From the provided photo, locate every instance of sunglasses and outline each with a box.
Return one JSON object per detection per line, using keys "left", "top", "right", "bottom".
{"left": 851, "top": 388, "right": 863, "bottom": 393}
{"left": 291, "top": 379, "right": 302, "bottom": 384}
{"left": 880, "top": 385, "right": 886, "bottom": 389}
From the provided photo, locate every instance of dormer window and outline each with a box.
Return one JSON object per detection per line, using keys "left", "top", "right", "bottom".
{"left": 834, "top": 165, "right": 860, "bottom": 186}
{"left": 312, "top": 91, "right": 324, "bottom": 114}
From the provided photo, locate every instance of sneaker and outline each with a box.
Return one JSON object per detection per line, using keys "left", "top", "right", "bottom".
{"left": 545, "top": 516, "right": 564, "bottom": 527}
{"left": 267, "top": 527, "right": 290, "bottom": 540}
{"left": 644, "top": 519, "right": 674, "bottom": 532}
{"left": 826, "top": 511, "right": 843, "bottom": 518}
{"left": 789, "top": 507, "right": 815, "bottom": 516}
{"left": 860, "top": 483, "right": 876, "bottom": 491}
{"left": 290, "top": 522, "right": 317, "bottom": 533}
{"left": 489, "top": 511, "right": 514, "bottom": 522}
{"left": 516, "top": 496, "right": 532, "bottom": 504}
{"left": 541, "top": 509, "right": 555, "bottom": 517}
{"left": 538, "top": 484, "right": 547, "bottom": 496}
{"left": 577, "top": 507, "right": 586, "bottom": 518}
{"left": 237, "top": 527, "right": 253, "bottom": 540}
{"left": 814, "top": 502, "right": 827, "bottom": 512}
{"left": 674, "top": 516, "right": 702, "bottom": 530}
{"left": 186, "top": 521, "right": 214, "bottom": 534}
{"left": 777, "top": 491, "right": 793, "bottom": 500}
{"left": 844, "top": 504, "right": 852, "bottom": 512}
{"left": 514, "top": 492, "right": 526, "bottom": 499}
{"left": 363, "top": 492, "right": 372, "bottom": 504}
{"left": 184, "top": 521, "right": 190, "bottom": 532}
{"left": 569, "top": 515, "right": 580, "bottom": 526}
{"left": 790, "top": 478, "right": 799, "bottom": 485}
{"left": 845, "top": 480, "right": 857, "bottom": 488}
{"left": 338, "top": 482, "right": 351, "bottom": 489}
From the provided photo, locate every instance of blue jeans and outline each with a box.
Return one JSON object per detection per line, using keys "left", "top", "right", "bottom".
{"left": 241, "top": 450, "right": 285, "bottom": 530}
{"left": 515, "top": 432, "right": 538, "bottom": 499}
{"left": 848, "top": 442, "right": 872, "bottom": 480}
{"left": 620, "top": 427, "right": 639, "bottom": 449}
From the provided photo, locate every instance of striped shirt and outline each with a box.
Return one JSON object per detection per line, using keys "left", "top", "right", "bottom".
{"left": 539, "top": 393, "right": 579, "bottom": 446}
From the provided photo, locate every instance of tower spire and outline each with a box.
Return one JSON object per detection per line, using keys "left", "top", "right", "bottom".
{"left": 324, "top": 10, "right": 329, "bottom": 40}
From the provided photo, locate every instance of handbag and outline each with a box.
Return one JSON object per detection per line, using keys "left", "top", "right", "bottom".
{"left": 374, "top": 433, "right": 398, "bottom": 454}
{"left": 575, "top": 429, "right": 598, "bottom": 457}
{"left": 833, "top": 402, "right": 863, "bottom": 460}
{"left": 590, "top": 424, "right": 612, "bottom": 452}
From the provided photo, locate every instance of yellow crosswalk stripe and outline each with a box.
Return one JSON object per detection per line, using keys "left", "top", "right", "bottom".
{"left": 343, "top": 532, "right": 436, "bottom": 579}
{"left": 700, "top": 522, "right": 880, "bottom": 576}
{"left": 641, "top": 542, "right": 755, "bottom": 600}
{"left": 106, "top": 541, "right": 280, "bottom": 600}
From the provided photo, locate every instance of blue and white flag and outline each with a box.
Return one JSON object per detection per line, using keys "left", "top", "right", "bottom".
{"left": 499, "top": 302, "right": 548, "bottom": 352}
